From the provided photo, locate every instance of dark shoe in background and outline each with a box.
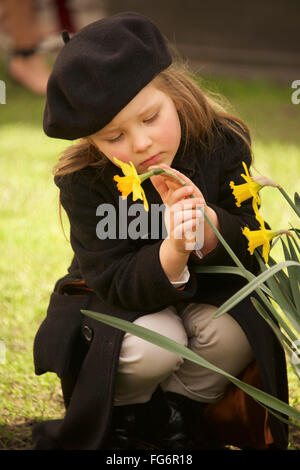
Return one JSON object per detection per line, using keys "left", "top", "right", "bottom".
{"left": 104, "top": 389, "right": 225, "bottom": 450}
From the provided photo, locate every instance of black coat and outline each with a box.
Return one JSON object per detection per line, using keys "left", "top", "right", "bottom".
{"left": 33, "top": 125, "right": 289, "bottom": 450}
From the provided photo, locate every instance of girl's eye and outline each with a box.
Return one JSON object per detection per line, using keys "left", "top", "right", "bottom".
{"left": 107, "top": 134, "right": 123, "bottom": 143}
{"left": 144, "top": 112, "right": 158, "bottom": 123}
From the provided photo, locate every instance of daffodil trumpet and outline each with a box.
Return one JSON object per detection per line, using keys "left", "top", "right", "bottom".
{"left": 242, "top": 227, "right": 293, "bottom": 264}
{"left": 230, "top": 161, "right": 262, "bottom": 209}
{"left": 229, "top": 161, "right": 281, "bottom": 211}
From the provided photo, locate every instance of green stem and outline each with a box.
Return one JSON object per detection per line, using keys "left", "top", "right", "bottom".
{"left": 278, "top": 187, "right": 300, "bottom": 218}
{"left": 139, "top": 168, "right": 189, "bottom": 186}
{"left": 203, "top": 211, "right": 253, "bottom": 280}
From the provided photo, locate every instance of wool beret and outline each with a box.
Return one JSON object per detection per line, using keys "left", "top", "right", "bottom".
{"left": 43, "top": 11, "right": 172, "bottom": 140}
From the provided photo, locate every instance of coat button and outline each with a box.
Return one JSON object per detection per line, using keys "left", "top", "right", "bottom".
{"left": 82, "top": 325, "right": 93, "bottom": 342}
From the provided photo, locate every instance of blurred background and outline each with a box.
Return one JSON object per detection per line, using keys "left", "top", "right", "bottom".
{"left": 1, "top": 0, "right": 299, "bottom": 84}
{"left": 0, "top": 0, "right": 299, "bottom": 450}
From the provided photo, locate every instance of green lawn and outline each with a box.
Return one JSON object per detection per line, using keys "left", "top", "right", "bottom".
{"left": 0, "top": 58, "right": 299, "bottom": 450}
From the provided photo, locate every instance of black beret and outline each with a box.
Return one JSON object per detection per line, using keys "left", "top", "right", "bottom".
{"left": 43, "top": 11, "right": 172, "bottom": 140}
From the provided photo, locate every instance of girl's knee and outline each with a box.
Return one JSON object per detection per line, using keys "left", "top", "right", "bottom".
{"left": 182, "top": 304, "right": 254, "bottom": 375}
{"left": 118, "top": 308, "right": 188, "bottom": 380}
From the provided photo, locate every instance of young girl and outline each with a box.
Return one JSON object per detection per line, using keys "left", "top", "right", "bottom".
{"left": 33, "top": 11, "right": 288, "bottom": 450}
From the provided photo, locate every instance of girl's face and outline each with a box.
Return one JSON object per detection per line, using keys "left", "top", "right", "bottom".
{"left": 90, "top": 81, "right": 182, "bottom": 173}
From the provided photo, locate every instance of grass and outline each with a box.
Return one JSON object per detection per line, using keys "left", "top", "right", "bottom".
{"left": 0, "top": 57, "right": 299, "bottom": 450}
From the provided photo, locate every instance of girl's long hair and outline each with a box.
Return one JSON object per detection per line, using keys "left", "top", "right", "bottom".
{"left": 53, "top": 63, "right": 251, "bottom": 177}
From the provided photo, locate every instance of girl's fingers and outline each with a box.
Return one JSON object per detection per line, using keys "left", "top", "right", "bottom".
{"left": 151, "top": 175, "right": 197, "bottom": 205}
{"left": 149, "top": 174, "right": 170, "bottom": 200}
{"left": 167, "top": 184, "right": 194, "bottom": 205}
{"left": 172, "top": 198, "right": 205, "bottom": 211}
{"left": 149, "top": 164, "right": 204, "bottom": 199}
{"left": 173, "top": 219, "right": 199, "bottom": 244}
{"left": 167, "top": 204, "right": 204, "bottom": 233}
{"left": 170, "top": 209, "right": 203, "bottom": 227}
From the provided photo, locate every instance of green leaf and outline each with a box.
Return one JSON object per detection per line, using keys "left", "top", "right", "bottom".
{"left": 250, "top": 297, "right": 293, "bottom": 351}
{"left": 213, "top": 260, "right": 300, "bottom": 320}
{"left": 261, "top": 403, "right": 300, "bottom": 430}
{"left": 256, "top": 252, "right": 300, "bottom": 331}
{"left": 287, "top": 237, "right": 300, "bottom": 318}
{"left": 290, "top": 234, "right": 300, "bottom": 255}
{"left": 295, "top": 192, "right": 300, "bottom": 210}
{"left": 191, "top": 265, "right": 272, "bottom": 296}
{"left": 291, "top": 227, "right": 300, "bottom": 243}
{"left": 268, "top": 276, "right": 299, "bottom": 330}
{"left": 278, "top": 187, "right": 300, "bottom": 218}
{"left": 267, "top": 253, "right": 293, "bottom": 300}
{"left": 191, "top": 266, "right": 245, "bottom": 276}
{"left": 81, "top": 309, "right": 300, "bottom": 423}
{"left": 256, "top": 253, "right": 294, "bottom": 307}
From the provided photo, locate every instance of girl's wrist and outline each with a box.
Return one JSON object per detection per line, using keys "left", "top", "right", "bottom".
{"left": 159, "top": 238, "right": 190, "bottom": 283}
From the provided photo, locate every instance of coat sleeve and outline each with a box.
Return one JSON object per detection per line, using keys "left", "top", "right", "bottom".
{"left": 199, "top": 127, "right": 261, "bottom": 273}
{"left": 56, "top": 170, "right": 197, "bottom": 313}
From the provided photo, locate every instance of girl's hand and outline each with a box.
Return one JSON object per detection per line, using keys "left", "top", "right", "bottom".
{"left": 149, "top": 163, "right": 204, "bottom": 204}
{"left": 150, "top": 164, "right": 205, "bottom": 254}
{"left": 150, "top": 164, "right": 220, "bottom": 256}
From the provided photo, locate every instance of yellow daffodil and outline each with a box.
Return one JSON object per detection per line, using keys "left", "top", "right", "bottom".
{"left": 113, "top": 157, "right": 149, "bottom": 212}
{"left": 243, "top": 226, "right": 277, "bottom": 263}
{"left": 230, "top": 162, "right": 263, "bottom": 208}
{"left": 242, "top": 224, "right": 291, "bottom": 263}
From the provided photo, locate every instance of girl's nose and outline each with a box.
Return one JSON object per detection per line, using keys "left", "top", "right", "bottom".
{"left": 132, "top": 132, "right": 152, "bottom": 153}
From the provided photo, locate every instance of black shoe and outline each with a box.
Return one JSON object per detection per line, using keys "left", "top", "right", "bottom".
{"left": 159, "top": 392, "right": 198, "bottom": 450}
{"left": 108, "top": 404, "right": 137, "bottom": 449}
{"left": 105, "top": 400, "right": 161, "bottom": 450}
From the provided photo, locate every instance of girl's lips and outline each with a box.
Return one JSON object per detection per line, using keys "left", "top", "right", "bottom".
{"left": 142, "top": 153, "right": 162, "bottom": 167}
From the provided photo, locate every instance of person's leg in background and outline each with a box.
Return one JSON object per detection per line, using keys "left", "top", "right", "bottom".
{"left": 1, "top": 0, "right": 50, "bottom": 94}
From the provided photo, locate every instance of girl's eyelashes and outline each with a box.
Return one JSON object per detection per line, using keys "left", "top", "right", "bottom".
{"left": 143, "top": 112, "right": 159, "bottom": 123}
{"left": 106, "top": 111, "right": 159, "bottom": 142}
{"left": 107, "top": 134, "right": 123, "bottom": 143}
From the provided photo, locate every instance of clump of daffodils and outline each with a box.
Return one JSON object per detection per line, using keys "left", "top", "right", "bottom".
{"left": 230, "top": 161, "right": 292, "bottom": 263}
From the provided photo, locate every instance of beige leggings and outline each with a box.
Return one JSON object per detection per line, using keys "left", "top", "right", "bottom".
{"left": 114, "top": 303, "right": 254, "bottom": 406}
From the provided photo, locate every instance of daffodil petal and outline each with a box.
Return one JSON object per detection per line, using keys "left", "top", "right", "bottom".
{"left": 262, "top": 240, "right": 270, "bottom": 263}
{"left": 242, "top": 161, "right": 250, "bottom": 177}
{"left": 140, "top": 186, "right": 149, "bottom": 212}
{"left": 241, "top": 173, "right": 252, "bottom": 184}
{"left": 113, "top": 157, "right": 134, "bottom": 177}
{"left": 129, "top": 161, "right": 140, "bottom": 180}
{"left": 132, "top": 180, "right": 143, "bottom": 201}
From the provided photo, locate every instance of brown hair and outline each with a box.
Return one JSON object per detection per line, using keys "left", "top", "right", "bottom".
{"left": 53, "top": 63, "right": 251, "bottom": 177}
